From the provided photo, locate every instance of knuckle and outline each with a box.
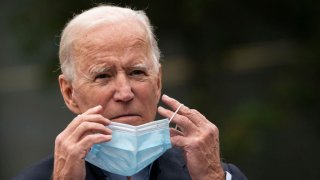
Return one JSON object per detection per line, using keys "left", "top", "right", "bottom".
{"left": 178, "top": 116, "right": 190, "bottom": 125}
{"left": 96, "top": 114, "right": 104, "bottom": 120}
{"left": 187, "top": 109, "right": 199, "bottom": 117}
{"left": 68, "top": 146, "right": 79, "bottom": 157}
{"left": 208, "top": 125, "right": 217, "bottom": 134}
{"left": 210, "top": 124, "right": 219, "bottom": 134}
{"left": 80, "top": 121, "right": 91, "bottom": 129}
{"left": 64, "top": 143, "right": 72, "bottom": 152}
{"left": 56, "top": 139, "right": 73, "bottom": 155}
{"left": 191, "top": 109, "right": 199, "bottom": 114}
{"left": 204, "top": 125, "right": 219, "bottom": 139}
{"left": 75, "top": 114, "right": 83, "bottom": 121}
{"left": 191, "top": 136, "right": 206, "bottom": 148}
{"left": 55, "top": 133, "right": 64, "bottom": 146}
{"left": 205, "top": 129, "right": 215, "bottom": 138}
{"left": 66, "top": 143, "right": 80, "bottom": 154}
{"left": 79, "top": 121, "right": 104, "bottom": 133}
{"left": 97, "top": 115, "right": 108, "bottom": 124}
{"left": 198, "top": 125, "right": 218, "bottom": 138}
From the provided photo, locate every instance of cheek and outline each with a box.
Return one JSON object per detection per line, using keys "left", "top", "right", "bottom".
{"left": 135, "top": 81, "right": 160, "bottom": 107}
{"left": 91, "top": 91, "right": 111, "bottom": 105}
{"left": 74, "top": 86, "right": 112, "bottom": 111}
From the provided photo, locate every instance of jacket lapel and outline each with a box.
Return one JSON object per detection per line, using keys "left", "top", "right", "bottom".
{"left": 149, "top": 147, "right": 191, "bottom": 180}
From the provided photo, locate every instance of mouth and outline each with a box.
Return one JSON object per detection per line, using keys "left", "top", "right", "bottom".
{"left": 110, "top": 114, "right": 142, "bottom": 123}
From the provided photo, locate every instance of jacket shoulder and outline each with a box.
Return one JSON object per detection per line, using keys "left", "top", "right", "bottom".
{"left": 13, "top": 155, "right": 54, "bottom": 180}
{"left": 12, "top": 155, "right": 105, "bottom": 180}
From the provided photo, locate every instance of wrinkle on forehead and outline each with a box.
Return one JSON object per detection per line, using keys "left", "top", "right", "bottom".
{"left": 74, "top": 20, "right": 150, "bottom": 50}
{"left": 72, "top": 19, "right": 150, "bottom": 64}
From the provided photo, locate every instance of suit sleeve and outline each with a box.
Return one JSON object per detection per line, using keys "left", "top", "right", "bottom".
{"left": 222, "top": 163, "right": 248, "bottom": 180}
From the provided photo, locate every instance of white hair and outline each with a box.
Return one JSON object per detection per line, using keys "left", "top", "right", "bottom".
{"left": 59, "top": 5, "right": 161, "bottom": 81}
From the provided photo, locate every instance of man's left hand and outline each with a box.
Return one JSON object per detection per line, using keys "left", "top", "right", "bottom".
{"left": 158, "top": 95, "right": 225, "bottom": 180}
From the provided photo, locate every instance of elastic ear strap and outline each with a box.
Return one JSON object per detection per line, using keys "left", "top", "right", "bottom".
{"left": 169, "top": 104, "right": 183, "bottom": 123}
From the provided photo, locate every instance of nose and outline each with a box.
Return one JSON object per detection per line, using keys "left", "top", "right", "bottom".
{"left": 113, "top": 74, "right": 134, "bottom": 102}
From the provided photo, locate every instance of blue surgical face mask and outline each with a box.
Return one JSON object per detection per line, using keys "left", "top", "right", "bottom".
{"left": 85, "top": 118, "right": 172, "bottom": 176}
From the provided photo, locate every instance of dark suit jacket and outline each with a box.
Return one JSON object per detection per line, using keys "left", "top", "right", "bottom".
{"left": 13, "top": 147, "right": 247, "bottom": 180}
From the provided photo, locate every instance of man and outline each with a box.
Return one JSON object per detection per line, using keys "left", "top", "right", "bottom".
{"left": 14, "top": 5, "right": 247, "bottom": 180}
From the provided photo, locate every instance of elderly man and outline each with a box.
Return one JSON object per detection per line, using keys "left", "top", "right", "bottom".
{"left": 14, "top": 5, "right": 247, "bottom": 180}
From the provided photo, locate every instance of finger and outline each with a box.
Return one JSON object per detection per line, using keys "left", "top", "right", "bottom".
{"left": 170, "top": 128, "right": 188, "bottom": 148}
{"left": 78, "top": 133, "right": 112, "bottom": 153}
{"left": 64, "top": 134, "right": 112, "bottom": 160}
{"left": 79, "top": 126, "right": 112, "bottom": 142}
{"left": 69, "top": 121, "right": 112, "bottom": 143}
{"left": 64, "top": 114, "right": 110, "bottom": 135}
{"left": 161, "top": 94, "right": 183, "bottom": 114}
{"left": 170, "top": 128, "right": 184, "bottom": 137}
{"left": 82, "top": 105, "right": 103, "bottom": 115}
{"left": 158, "top": 106, "right": 197, "bottom": 135}
{"left": 162, "top": 94, "right": 208, "bottom": 126}
{"left": 169, "top": 104, "right": 184, "bottom": 122}
{"left": 170, "top": 134, "right": 189, "bottom": 148}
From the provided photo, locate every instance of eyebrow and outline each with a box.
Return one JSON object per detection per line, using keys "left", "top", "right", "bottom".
{"left": 89, "top": 65, "right": 111, "bottom": 75}
{"left": 130, "top": 63, "right": 148, "bottom": 69}
{"left": 87, "top": 62, "right": 150, "bottom": 77}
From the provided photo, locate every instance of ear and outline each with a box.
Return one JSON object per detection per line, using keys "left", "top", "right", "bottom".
{"left": 155, "top": 66, "right": 162, "bottom": 102}
{"left": 58, "top": 74, "right": 81, "bottom": 114}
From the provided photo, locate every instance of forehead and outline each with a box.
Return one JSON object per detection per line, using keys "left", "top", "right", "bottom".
{"left": 72, "top": 19, "right": 152, "bottom": 69}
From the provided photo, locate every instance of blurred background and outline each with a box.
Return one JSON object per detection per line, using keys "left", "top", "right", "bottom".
{"left": 1, "top": 0, "right": 319, "bottom": 179}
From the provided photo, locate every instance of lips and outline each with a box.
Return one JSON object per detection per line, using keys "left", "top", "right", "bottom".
{"left": 110, "top": 114, "right": 141, "bottom": 122}
{"left": 111, "top": 114, "right": 139, "bottom": 119}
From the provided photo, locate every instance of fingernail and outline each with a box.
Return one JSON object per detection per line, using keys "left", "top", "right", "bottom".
{"left": 163, "top": 94, "right": 170, "bottom": 99}
{"left": 158, "top": 106, "right": 164, "bottom": 111}
{"left": 105, "top": 135, "right": 112, "bottom": 141}
{"left": 94, "top": 105, "right": 102, "bottom": 110}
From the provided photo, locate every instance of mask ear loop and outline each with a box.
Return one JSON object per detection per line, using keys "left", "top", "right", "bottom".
{"left": 169, "top": 104, "right": 183, "bottom": 129}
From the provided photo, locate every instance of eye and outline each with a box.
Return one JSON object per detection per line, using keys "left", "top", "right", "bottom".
{"left": 95, "top": 73, "right": 111, "bottom": 79}
{"left": 129, "top": 70, "right": 146, "bottom": 76}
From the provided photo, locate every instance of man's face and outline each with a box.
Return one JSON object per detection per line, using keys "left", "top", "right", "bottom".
{"left": 67, "top": 20, "right": 161, "bottom": 126}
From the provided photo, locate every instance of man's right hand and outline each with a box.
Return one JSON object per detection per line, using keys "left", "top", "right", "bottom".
{"left": 53, "top": 105, "right": 112, "bottom": 180}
